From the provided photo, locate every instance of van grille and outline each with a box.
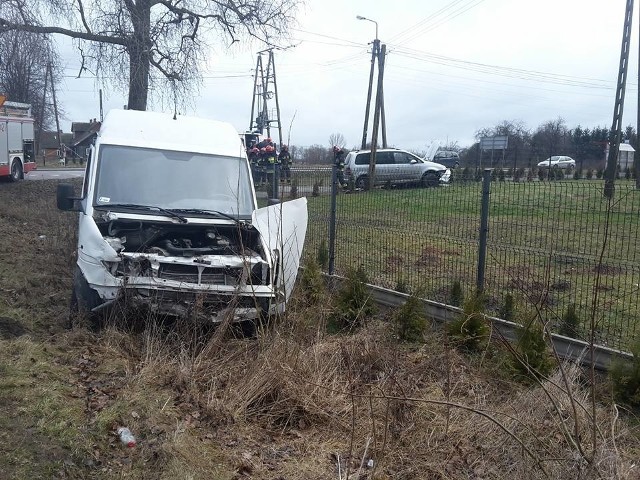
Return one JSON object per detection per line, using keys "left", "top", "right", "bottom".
{"left": 158, "top": 264, "right": 241, "bottom": 285}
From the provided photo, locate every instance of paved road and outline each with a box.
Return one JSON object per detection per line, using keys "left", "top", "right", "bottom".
{"left": 26, "top": 169, "right": 85, "bottom": 181}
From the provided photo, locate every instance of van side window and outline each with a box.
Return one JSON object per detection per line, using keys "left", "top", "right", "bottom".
{"left": 377, "top": 152, "right": 394, "bottom": 165}
{"left": 355, "top": 153, "right": 370, "bottom": 165}
{"left": 394, "top": 152, "right": 411, "bottom": 164}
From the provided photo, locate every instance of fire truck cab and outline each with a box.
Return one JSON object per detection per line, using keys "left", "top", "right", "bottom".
{"left": 0, "top": 100, "right": 37, "bottom": 181}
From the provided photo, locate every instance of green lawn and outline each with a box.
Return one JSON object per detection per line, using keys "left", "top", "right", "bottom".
{"left": 303, "top": 179, "right": 640, "bottom": 351}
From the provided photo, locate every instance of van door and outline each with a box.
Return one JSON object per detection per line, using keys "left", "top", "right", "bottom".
{"left": 375, "top": 151, "right": 395, "bottom": 184}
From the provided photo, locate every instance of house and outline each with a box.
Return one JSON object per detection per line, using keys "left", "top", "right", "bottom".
{"left": 71, "top": 119, "right": 101, "bottom": 162}
{"left": 605, "top": 141, "right": 635, "bottom": 171}
{"left": 39, "top": 131, "right": 73, "bottom": 164}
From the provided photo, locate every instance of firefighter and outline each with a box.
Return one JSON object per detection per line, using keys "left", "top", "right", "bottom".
{"left": 333, "top": 145, "right": 347, "bottom": 188}
{"left": 256, "top": 147, "right": 268, "bottom": 185}
{"left": 264, "top": 144, "right": 278, "bottom": 180}
{"left": 248, "top": 146, "right": 260, "bottom": 184}
{"left": 279, "top": 145, "right": 292, "bottom": 183}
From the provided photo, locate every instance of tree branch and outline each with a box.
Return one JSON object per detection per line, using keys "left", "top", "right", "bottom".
{"left": 0, "top": 19, "right": 127, "bottom": 46}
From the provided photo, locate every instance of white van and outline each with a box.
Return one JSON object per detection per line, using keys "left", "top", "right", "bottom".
{"left": 57, "top": 109, "right": 307, "bottom": 328}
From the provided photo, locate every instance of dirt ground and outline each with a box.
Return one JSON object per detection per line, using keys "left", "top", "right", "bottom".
{"left": 0, "top": 179, "right": 639, "bottom": 480}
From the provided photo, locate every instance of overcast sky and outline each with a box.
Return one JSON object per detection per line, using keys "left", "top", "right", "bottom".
{"left": 56, "top": 0, "right": 639, "bottom": 152}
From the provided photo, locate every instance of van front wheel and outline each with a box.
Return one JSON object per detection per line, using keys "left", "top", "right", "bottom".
{"left": 355, "top": 175, "right": 369, "bottom": 190}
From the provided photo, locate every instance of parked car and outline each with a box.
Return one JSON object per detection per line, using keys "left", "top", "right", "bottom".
{"left": 431, "top": 150, "right": 461, "bottom": 169}
{"left": 537, "top": 155, "right": 576, "bottom": 170}
{"left": 343, "top": 148, "right": 450, "bottom": 189}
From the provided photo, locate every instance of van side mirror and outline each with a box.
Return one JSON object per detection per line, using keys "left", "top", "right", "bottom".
{"left": 57, "top": 183, "right": 80, "bottom": 211}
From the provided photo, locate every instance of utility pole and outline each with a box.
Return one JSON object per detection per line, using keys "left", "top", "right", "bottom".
{"left": 99, "top": 89, "right": 104, "bottom": 122}
{"left": 37, "top": 63, "right": 49, "bottom": 166}
{"left": 361, "top": 39, "right": 379, "bottom": 149}
{"left": 48, "top": 62, "right": 62, "bottom": 163}
{"left": 604, "top": 0, "right": 634, "bottom": 198}
{"left": 636, "top": 6, "right": 640, "bottom": 189}
{"left": 368, "top": 44, "right": 387, "bottom": 189}
{"left": 249, "top": 49, "right": 283, "bottom": 147}
{"left": 379, "top": 48, "right": 387, "bottom": 148}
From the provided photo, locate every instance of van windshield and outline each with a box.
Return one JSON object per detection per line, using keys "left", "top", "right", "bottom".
{"left": 94, "top": 145, "right": 254, "bottom": 217}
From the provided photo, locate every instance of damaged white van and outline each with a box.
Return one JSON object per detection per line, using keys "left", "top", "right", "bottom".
{"left": 57, "top": 109, "right": 307, "bottom": 328}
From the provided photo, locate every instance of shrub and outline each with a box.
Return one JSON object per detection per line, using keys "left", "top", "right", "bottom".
{"left": 331, "top": 265, "right": 377, "bottom": 332}
{"left": 449, "top": 280, "right": 463, "bottom": 307}
{"left": 461, "top": 166, "right": 471, "bottom": 182}
{"left": 538, "top": 168, "right": 547, "bottom": 181}
{"left": 499, "top": 293, "right": 515, "bottom": 321}
{"left": 558, "top": 303, "right": 580, "bottom": 338}
{"left": 512, "top": 318, "right": 554, "bottom": 380}
{"left": 447, "top": 294, "right": 489, "bottom": 351}
{"left": 474, "top": 169, "right": 483, "bottom": 182}
{"left": 288, "top": 178, "right": 299, "bottom": 199}
{"left": 316, "top": 239, "right": 329, "bottom": 270}
{"left": 625, "top": 167, "right": 631, "bottom": 180}
{"left": 394, "top": 294, "right": 428, "bottom": 342}
{"left": 514, "top": 167, "right": 525, "bottom": 182}
{"left": 526, "top": 168, "right": 534, "bottom": 182}
{"left": 585, "top": 169, "right": 594, "bottom": 180}
{"left": 555, "top": 168, "right": 565, "bottom": 180}
{"left": 490, "top": 169, "right": 498, "bottom": 181}
{"left": 312, "top": 178, "right": 322, "bottom": 196}
{"left": 573, "top": 169, "right": 582, "bottom": 180}
{"left": 497, "top": 169, "right": 506, "bottom": 182}
{"left": 609, "top": 339, "right": 640, "bottom": 409}
{"left": 596, "top": 168, "right": 604, "bottom": 179}
{"left": 299, "top": 258, "right": 325, "bottom": 305}
{"left": 395, "top": 278, "right": 409, "bottom": 294}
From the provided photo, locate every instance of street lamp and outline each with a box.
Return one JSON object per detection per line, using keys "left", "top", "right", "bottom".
{"left": 356, "top": 15, "right": 378, "bottom": 41}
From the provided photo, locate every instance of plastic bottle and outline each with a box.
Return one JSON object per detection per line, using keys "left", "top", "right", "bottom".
{"left": 117, "top": 427, "right": 136, "bottom": 448}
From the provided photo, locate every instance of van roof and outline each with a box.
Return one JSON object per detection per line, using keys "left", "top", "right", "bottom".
{"left": 98, "top": 109, "right": 245, "bottom": 157}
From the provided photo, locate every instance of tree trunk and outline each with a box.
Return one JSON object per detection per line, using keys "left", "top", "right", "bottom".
{"left": 126, "top": 1, "right": 151, "bottom": 111}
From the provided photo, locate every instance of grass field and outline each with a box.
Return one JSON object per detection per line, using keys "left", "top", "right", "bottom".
{"left": 303, "top": 178, "right": 640, "bottom": 351}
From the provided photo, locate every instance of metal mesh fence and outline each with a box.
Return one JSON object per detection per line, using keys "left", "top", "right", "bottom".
{"left": 287, "top": 165, "right": 640, "bottom": 352}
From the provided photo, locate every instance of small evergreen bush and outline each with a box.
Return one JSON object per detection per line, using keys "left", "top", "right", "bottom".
{"left": 447, "top": 294, "right": 489, "bottom": 351}
{"left": 394, "top": 294, "right": 428, "bottom": 342}
{"left": 288, "top": 178, "right": 299, "bottom": 199}
{"left": 586, "top": 169, "right": 594, "bottom": 179}
{"left": 512, "top": 319, "right": 554, "bottom": 381}
{"left": 299, "top": 258, "right": 325, "bottom": 305}
{"left": 596, "top": 168, "right": 604, "bottom": 179}
{"left": 498, "top": 169, "right": 506, "bottom": 182}
{"left": 331, "top": 266, "right": 377, "bottom": 332}
{"left": 316, "top": 239, "right": 329, "bottom": 270}
{"left": 449, "top": 280, "right": 464, "bottom": 307}
{"left": 558, "top": 303, "right": 580, "bottom": 338}
{"left": 609, "top": 339, "right": 640, "bottom": 409}
{"left": 499, "top": 293, "right": 515, "bottom": 321}
{"left": 573, "top": 169, "right": 582, "bottom": 180}
{"left": 538, "top": 168, "right": 547, "bottom": 181}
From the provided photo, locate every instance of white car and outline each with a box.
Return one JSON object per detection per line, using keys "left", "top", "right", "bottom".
{"left": 537, "top": 155, "right": 576, "bottom": 170}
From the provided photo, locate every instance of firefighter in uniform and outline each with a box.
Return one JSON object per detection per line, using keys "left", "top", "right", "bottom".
{"left": 248, "top": 146, "right": 260, "bottom": 184}
{"left": 333, "top": 145, "right": 347, "bottom": 188}
{"left": 264, "top": 144, "right": 278, "bottom": 187}
{"left": 279, "top": 145, "right": 292, "bottom": 183}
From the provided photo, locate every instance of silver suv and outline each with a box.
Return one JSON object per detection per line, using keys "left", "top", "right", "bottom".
{"left": 343, "top": 148, "right": 450, "bottom": 189}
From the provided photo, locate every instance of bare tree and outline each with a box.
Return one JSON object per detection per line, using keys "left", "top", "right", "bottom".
{"left": 329, "top": 132, "right": 345, "bottom": 148}
{"left": 0, "top": 28, "right": 61, "bottom": 132}
{"left": 0, "top": 0, "right": 299, "bottom": 111}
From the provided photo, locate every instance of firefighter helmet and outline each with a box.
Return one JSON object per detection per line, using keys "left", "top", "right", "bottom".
{"left": 265, "top": 145, "right": 274, "bottom": 152}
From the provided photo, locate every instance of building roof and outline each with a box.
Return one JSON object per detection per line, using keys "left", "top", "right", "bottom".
{"left": 39, "top": 131, "right": 73, "bottom": 149}
{"left": 71, "top": 122, "right": 101, "bottom": 147}
{"left": 619, "top": 143, "right": 635, "bottom": 152}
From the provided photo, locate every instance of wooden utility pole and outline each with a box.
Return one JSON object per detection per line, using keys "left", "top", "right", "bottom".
{"left": 37, "top": 63, "right": 49, "bottom": 166}
{"left": 636, "top": 8, "right": 640, "bottom": 189}
{"left": 361, "top": 40, "right": 379, "bottom": 149}
{"left": 604, "top": 0, "right": 634, "bottom": 198}
{"left": 368, "top": 44, "right": 387, "bottom": 190}
{"left": 49, "top": 63, "right": 62, "bottom": 162}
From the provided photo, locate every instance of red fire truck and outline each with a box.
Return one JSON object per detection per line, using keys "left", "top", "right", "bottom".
{"left": 0, "top": 97, "right": 37, "bottom": 181}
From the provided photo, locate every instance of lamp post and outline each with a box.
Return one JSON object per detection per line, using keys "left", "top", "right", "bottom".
{"left": 356, "top": 15, "right": 378, "bottom": 41}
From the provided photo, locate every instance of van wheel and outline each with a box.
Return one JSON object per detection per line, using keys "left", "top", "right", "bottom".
{"left": 421, "top": 171, "right": 439, "bottom": 187}
{"left": 355, "top": 175, "right": 369, "bottom": 190}
{"left": 68, "top": 267, "right": 104, "bottom": 331}
{"left": 9, "top": 160, "right": 22, "bottom": 182}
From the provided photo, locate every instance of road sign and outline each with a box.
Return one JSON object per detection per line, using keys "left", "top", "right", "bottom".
{"left": 480, "top": 135, "right": 508, "bottom": 151}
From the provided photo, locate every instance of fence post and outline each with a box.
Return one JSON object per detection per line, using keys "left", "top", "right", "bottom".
{"left": 328, "top": 164, "right": 338, "bottom": 275}
{"left": 476, "top": 169, "right": 492, "bottom": 294}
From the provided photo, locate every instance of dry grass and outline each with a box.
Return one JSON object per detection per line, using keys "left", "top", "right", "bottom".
{"left": 1, "top": 179, "right": 639, "bottom": 479}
